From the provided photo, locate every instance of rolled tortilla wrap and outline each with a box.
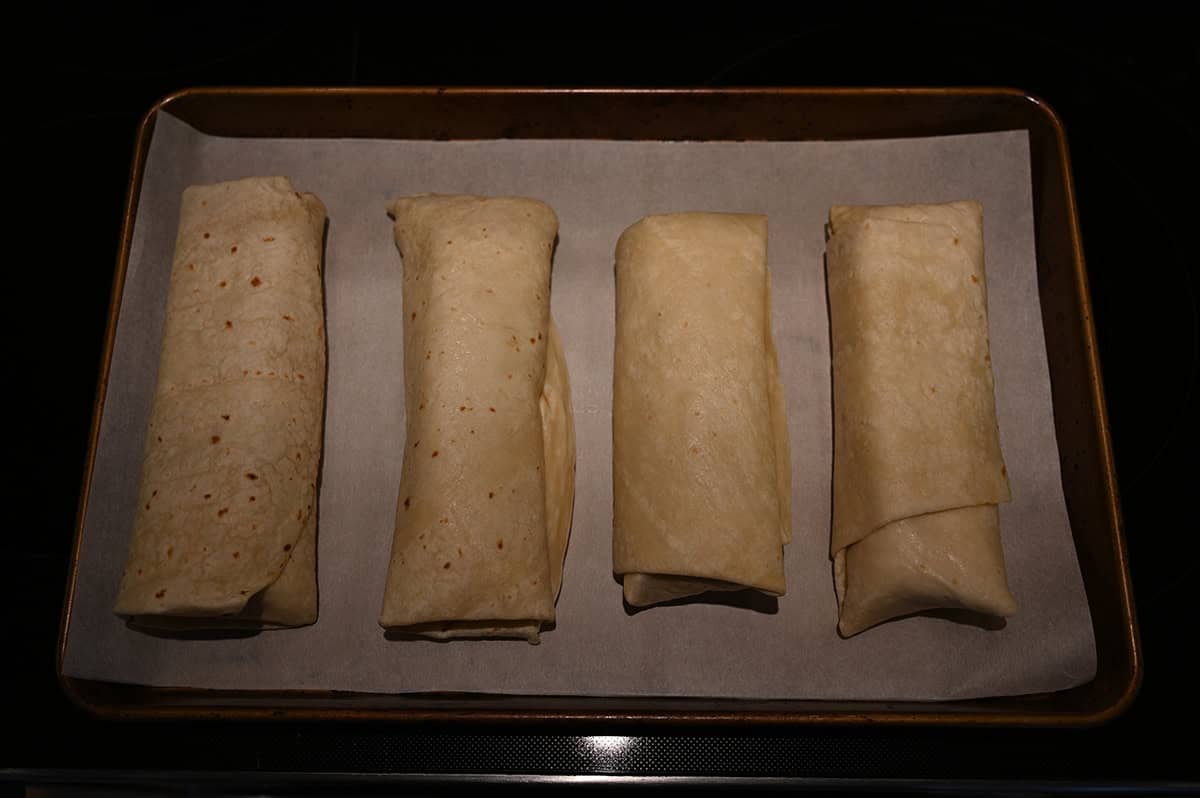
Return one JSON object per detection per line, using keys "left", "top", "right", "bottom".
{"left": 613, "top": 212, "right": 790, "bottom": 608}
{"left": 380, "top": 194, "right": 575, "bottom": 643}
{"left": 114, "top": 176, "right": 327, "bottom": 628}
{"left": 826, "top": 200, "right": 1017, "bottom": 637}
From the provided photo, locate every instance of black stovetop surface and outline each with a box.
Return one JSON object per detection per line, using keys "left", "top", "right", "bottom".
{"left": 6, "top": 11, "right": 1197, "bottom": 793}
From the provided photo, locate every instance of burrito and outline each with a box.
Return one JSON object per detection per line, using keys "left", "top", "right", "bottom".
{"left": 613, "top": 212, "right": 790, "bottom": 608}
{"left": 826, "top": 200, "right": 1017, "bottom": 637}
{"left": 380, "top": 194, "right": 575, "bottom": 643}
{"left": 114, "top": 176, "right": 327, "bottom": 628}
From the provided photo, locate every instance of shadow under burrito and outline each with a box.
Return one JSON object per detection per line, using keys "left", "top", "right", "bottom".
{"left": 622, "top": 587, "right": 779, "bottom": 616}
{"left": 921, "top": 607, "right": 1008, "bottom": 632}
{"left": 836, "top": 606, "right": 1009, "bottom": 639}
{"left": 384, "top": 619, "right": 558, "bottom": 644}
{"left": 125, "top": 622, "right": 262, "bottom": 640}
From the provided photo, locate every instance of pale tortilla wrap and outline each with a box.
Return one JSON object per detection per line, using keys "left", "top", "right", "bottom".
{"left": 379, "top": 194, "right": 575, "bottom": 643}
{"left": 613, "top": 212, "right": 790, "bottom": 608}
{"left": 826, "top": 201, "right": 1016, "bottom": 636}
{"left": 114, "top": 176, "right": 327, "bottom": 629}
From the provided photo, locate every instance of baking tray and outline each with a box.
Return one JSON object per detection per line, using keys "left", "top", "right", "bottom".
{"left": 57, "top": 87, "right": 1138, "bottom": 725}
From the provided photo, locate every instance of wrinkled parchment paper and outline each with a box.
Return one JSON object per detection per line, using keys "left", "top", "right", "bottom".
{"left": 62, "top": 114, "right": 1095, "bottom": 700}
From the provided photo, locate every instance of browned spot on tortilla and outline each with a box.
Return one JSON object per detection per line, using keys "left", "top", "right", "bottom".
{"left": 282, "top": 314, "right": 293, "bottom": 321}
{"left": 403, "top": 497, "right": 410, "bottom": 509}
{"left": 443, "top": 562, "right": 451, "bottom": 569}
{"left": 1001, "top": 465, "right": 1008, "bottom": 476}
{"left": 970, "top": 274, "right": 979, "bottom": 283}
{"left": 530, "top": 338, "right": 536, "bottom": 344}
{"left": 488, "top": 491, "right": 494, "bottom": 499}
{"left": 250, "top": 276, "right": 262, "bottom": 287}
{"left": 152, "top": 490, "right": 157, "bottom": 497}
{"left": 221, "top": 414, "right": 230, "bottom": 421}
{"left": 224, "top": 320, "right": 233, "bottom": 329}
{"left": 953, "top": 237, "right": 960, "bottom": 245}
{"left": 245, "top": 472, "right": 258, "bottom": 480}
{"left": 249, "top": 496, "right": 256, "bottom": 502}
{"left": 231, "top": 245, "right": 238, "bottom": 253}
{"left": 497, "top": 539, "right": 504, "bottom": 550}
{"left": 218, "top": 281, "right": 227, "bottom": 288}
{"left": 144, "top": 503, "right": 150, "bottom": 510}
{"left": 155, "top": 589, "right": 166, "bottom": 598}
{"left": 211, "top": 435, "right": 221, "bottom": 444}
{"left": 186, "top": 263, "right": 195, "bottom": 272}
{"left": 232, "top": 552, "right": 240, "bottom": 559}
{"left": 297, "top": 509, "right": 303, "bottom": 520}
{"left": 166, "top": 547, "right": 173, "bottom": 557}
{"left": 489, "top": 407, "right": 496, "bottom": 413}
{"left": 137, "top": 569, "right": 142, "bottom": 575}
{"left": 204, "top": 494, "right": 212, "bottom": 499}
{"left": 203, "top": 233, "right": 210, "bottom": 239}
{"left": 217, "top": 508, "right": 228, "bottom": 517}
{"left": 431, "top": 450, "right": 439, "bottom": 458}
{"left": 262, "top": 236, "right": 275, "bottom": 242}
{"left": 283, "top": 543, "right": 292, "bottom": 551}
{"left": 157, "top": 436, "right": 163, "bottom": 442}
{"left": 459, "top": 406, "right": 466, "bottom": 411}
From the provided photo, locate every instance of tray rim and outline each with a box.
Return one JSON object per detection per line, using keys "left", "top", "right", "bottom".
{"left": 57, "top": 85, "right": 1140, "bottom": 727}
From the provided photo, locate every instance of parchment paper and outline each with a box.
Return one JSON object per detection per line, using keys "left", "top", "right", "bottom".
{"left": 62, "top": 113, "right": 1096, "bottom": 700}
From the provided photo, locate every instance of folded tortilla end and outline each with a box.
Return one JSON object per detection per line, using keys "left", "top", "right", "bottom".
{"left": 835, "top": 505, "right": 1018, "bottom": 636}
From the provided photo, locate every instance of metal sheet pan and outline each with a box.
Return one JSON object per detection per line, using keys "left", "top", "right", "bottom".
{"left": 58, "top": 87, "right": 1138, "bottom": 725}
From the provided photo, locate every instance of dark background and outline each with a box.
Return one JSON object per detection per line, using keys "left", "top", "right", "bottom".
{"left": 6, "top": 8, "right": 1198, "bottom": 792}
